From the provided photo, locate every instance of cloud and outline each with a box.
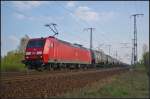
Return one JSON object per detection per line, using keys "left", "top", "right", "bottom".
{"left": 66, "top": 1, "right": 76, "bottom": 7}
{"left": 13, "top": 12, "right": 63, "bottom": 23}
{"left": 13, "top": 12, "right": 53, "bottom": 21}
{"left": 12, "top": 1, "right": 47, "bottom": 11}
{"left": 14, "top": 12, "right": 34, "bottom": 20}
{"left": 74, "top": 6, "right": 99, "bottom": 22}
{"left": 98, "top": 11, "right": 116, "bottom": 22}
{"left": 14, "top": 12, "right": 26, "bottom": 19}
{"left": 74, "top": 6, "right": 117, "bottom": 23}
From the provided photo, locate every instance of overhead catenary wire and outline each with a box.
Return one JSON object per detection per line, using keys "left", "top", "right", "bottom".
{"left": 58, "top": 5, "right": 115, "bottom": 57}
{"left": 59, "top": 5, "right": 110, "bottom": 42}
{"left": 56, "top": 6, "right": 95, "bottom": 47}
{"left": 58, "top": 5, "right": 113, "bottom": 50}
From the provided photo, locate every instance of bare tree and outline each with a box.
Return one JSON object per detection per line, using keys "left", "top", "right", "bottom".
{"left": 18, "top": 35, "right": 30, "bottom": 53}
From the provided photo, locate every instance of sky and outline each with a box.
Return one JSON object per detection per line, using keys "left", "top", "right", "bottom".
{"left": 1, "top": 1, "right": 149, "bottom": 64}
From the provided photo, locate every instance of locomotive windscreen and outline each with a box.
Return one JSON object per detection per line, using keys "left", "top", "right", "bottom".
{"left": 27, "top": 39, "right": 45, "bottom": 48}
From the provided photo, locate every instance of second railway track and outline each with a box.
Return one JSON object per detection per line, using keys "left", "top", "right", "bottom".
{"left": 1, "top": 67, "right": 124, "bottom": 82}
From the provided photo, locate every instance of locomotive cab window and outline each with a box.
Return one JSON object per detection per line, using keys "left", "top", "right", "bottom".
{"left": 27, "top": 39, "right": 45, "bottom": 48}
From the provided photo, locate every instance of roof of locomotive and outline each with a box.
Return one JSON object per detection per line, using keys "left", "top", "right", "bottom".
{"left": 28, "top": 36, "right": 90, "bottom": 51}
{"left": 58, "top": 39, "right": 89, "bottom": 50}
{"left": 47, "top": 36, "right": 89, "bottom": 50}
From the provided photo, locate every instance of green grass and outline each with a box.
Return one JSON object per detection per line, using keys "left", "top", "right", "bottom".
{"left": 1, "top": 52, "right": 27, "bottom": 72}
{"left": 61, "top": 68, "right": 149, "bottom": 98}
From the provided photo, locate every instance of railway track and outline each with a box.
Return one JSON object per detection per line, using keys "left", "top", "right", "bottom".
{"left": 1, "top": 67, "right": 124, "bottom": 82}
{"left": 0, "top": 67, "right": 129, "bottom": 98}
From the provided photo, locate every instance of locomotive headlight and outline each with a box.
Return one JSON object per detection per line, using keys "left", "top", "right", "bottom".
{"left": 37, "top": 51, "right": 42, "bottom": 55}
{"left": 26, "top": 52, "right": 31, "bottom": 55}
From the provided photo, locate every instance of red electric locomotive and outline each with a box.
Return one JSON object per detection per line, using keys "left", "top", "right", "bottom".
{"left": 23, "top": 36, "right": 92, "bottom": 70}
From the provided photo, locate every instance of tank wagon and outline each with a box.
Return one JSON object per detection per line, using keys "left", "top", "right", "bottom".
{"left": 92, "top": 50, "right": 120, "bottom": 67}
{"left": 22, "top": 36, "right": 124, "bottom": 70}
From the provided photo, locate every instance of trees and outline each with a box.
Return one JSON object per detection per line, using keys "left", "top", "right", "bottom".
{"left": 1, "top": 35, "right": 30, "bottom": 71}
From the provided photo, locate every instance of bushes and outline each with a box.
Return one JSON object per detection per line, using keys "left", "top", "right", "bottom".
{"left": 143, "top": 52, "right": 149, "bottom": 76}
{"left": 1, "top": 51, "right": 26, "bottom": 71}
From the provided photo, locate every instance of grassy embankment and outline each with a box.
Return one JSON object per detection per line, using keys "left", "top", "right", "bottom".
{"left": 1, "top": 52, "right": 26, "bottom": 71}
{"left": 62, "top": 65, "right": 149, "bottom": 98}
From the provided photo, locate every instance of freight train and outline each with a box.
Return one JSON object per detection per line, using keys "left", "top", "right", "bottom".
{"left": 22, "top": 36, "right": 126, "bottom": 71}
